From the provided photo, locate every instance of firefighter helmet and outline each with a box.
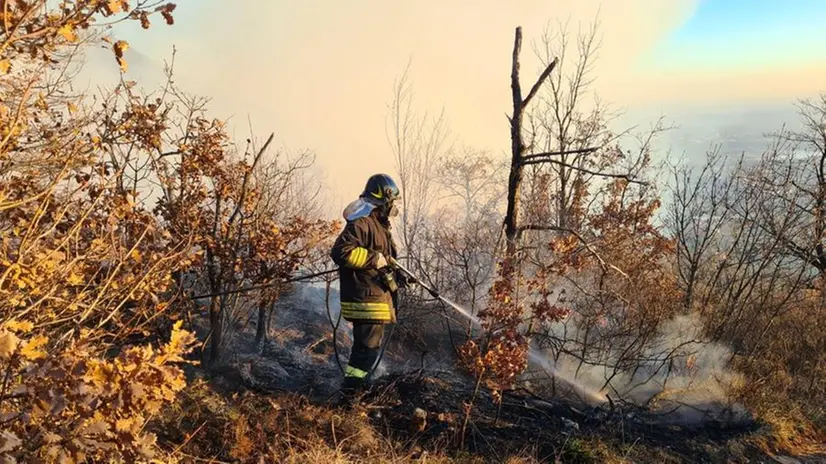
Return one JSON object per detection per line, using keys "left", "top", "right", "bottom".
{"left": 360, "top": 174, "right": 400, "bottom": 206}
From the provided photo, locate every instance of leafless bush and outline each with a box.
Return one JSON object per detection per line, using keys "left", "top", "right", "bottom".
{"left": 668, "top": 99, "right": 826, "bottom": 426}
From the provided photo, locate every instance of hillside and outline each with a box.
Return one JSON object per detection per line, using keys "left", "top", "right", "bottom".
{"left": 148, "top": 285, "right": 825, "bottom": 463}
{"left": 1, "top": 3, "right": 825, "bottom": 464}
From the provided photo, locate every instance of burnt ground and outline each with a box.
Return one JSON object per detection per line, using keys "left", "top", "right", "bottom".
{"left": 180, "top": 284, "right": 825, "bottom": 463}
{"left": 199, "top": 359, "right": 821, "bottom": 463}
{"left": 355, "top": 371, "right": 772, "bottom": 463}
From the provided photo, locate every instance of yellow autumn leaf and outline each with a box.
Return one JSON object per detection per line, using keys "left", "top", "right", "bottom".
{"left": 67, "top": 272, "right": 83, "bottom": 286}
{"left": 67, "top": 101, "right": 78, "bottom": 114}
{"left": 0, "top": 59, "right": 10, "bottom": 74}
{"left": 20, "top": 335, "right": 48, "bottom": 361}
{"left": 58, "top": 24, "right": 77, "bottom": 42}
{"left": 113, "top": 40, "right": 129, "bottom": 72}
{"left": 114, "top": 40, "right": 129, "bottom": 54}
{"left": 107, "top": 0, "right": 124, "bottom": 14}
{"left": 130, "top": 249, "right": 142, "bottom": 262}
{"left": 115, "top": 417, "right": 138, "bottom": 433}
{"left": 3, "top": 320, "right": 33, "bottom": 333}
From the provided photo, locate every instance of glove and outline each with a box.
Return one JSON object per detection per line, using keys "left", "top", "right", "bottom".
{"left": 375, "top": 252, "right": 388, "bottom": 269}
{"left": 396, "top": 271, "right": 418, "bottom": 288}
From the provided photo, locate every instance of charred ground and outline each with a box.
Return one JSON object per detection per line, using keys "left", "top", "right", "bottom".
{"left": 155, "top": 285, "right": 826, "bottom": 463}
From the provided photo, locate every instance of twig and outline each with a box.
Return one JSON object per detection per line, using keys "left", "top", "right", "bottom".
{"left": 460, "top": 373, "right": 485, "bottom": 449}
{"left": 623, "top": 437, "right": 641, "bottom": 459}
{"left": 171, "top": 452, "right": 232, "bottom": 464}
{"left": 227, "top": 132, "right": 274, "bottom": 225}
{"left": 170, "top": 420, "right": 209, "bottom": 456}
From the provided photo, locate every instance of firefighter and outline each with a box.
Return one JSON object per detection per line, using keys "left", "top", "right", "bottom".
{"left": 330, "top": 173, "right": 413, "bottom": 398}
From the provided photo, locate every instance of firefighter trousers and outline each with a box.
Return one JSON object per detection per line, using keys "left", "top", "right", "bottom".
{"left": 342, "top": 323, "right": 385, "bottom": 389}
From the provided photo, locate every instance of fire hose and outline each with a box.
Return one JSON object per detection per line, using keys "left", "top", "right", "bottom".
{"left": 187, "top": 258, "right": 442, "bottom": 384}
{"left": 189, "top": 268, "right": 339, "bottom": 300}
{"left": 363, "top": 257, "right": 441, "bottom": 381}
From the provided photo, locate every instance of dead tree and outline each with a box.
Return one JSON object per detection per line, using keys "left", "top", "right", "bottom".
{"left": 503, "top": 26, "right": 602, "bottom": 258}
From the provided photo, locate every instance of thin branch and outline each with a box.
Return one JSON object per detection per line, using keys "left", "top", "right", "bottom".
{"left": 228, "top": 132, "right": 274, "bottom": 225}
{"left": 523, "top": 157, "right": 647, "bottom": 185}
{"left": 522, "top": 146, "right": 600, "bottom": 162}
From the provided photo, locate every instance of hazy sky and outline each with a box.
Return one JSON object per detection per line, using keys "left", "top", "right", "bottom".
{"left": 82, "top": 0, "right": 826, "bottom": 211}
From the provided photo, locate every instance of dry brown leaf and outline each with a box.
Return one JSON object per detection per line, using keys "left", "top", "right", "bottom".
{"left": 135, "top": 432, "right": 157, "bottom": 458}
{"left": 84, "top": 420, "right": 110, "bottom": 436}
{"left": 0, "top": 331, "right": 19, "bottom": 360}
{"left": 0, "top": 431, "right": 21, "bottom": 454}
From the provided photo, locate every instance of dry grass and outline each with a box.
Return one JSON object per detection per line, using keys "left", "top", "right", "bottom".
{"left": 152, "top": 373, "right": 826, "bottom": 464}
{"left": 151, "top": 378, "right": 578, "bottom": 463}
{"left": 749, "top": 408, "right": 826, "bottom": 458}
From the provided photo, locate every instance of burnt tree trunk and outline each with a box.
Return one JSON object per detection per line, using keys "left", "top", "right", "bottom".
{"left": 503, "top": 26, "right": 558, "bottom": 258}
{"left": 254, "top": 296, "right": 273, "bottom": 351}
{"left": 504, "top": 27, "right": 525, "bottom": 258}
{"left": 208, "top": 296, "right": 223, "bottom": 365}
{"left": 207, "top": 194, "right": 223, "bottom": 366}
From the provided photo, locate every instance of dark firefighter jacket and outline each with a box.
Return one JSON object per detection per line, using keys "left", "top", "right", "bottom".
{"left": 330, "top": 209, "right": 398, "bottom": 324}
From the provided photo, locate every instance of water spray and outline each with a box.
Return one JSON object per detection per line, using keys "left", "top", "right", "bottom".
{"left": 389, "top": 258, "right": 608, "bottom": 404}
{"left": 193, "top": 258, "right": 607, "bottom": 404}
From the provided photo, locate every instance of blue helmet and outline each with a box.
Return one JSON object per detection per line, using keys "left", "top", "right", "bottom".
{"left": 360, "top": 173, "right": 400, "bottom": 206}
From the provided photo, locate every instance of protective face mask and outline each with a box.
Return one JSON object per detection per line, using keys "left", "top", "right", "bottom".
{"left": 388, "top": 203, "right": 400, "bottom": 218}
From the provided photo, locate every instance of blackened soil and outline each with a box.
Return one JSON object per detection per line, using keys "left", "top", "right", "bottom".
{"left": 357, "top": 371, "right": 770, "bottom": 463}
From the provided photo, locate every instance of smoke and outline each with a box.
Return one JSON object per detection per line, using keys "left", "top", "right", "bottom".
{"left": 536, "top": 313, "right": 749, "bottom": 424}
{"left": 209, "top": 278, "right": 749, "bottom": 425}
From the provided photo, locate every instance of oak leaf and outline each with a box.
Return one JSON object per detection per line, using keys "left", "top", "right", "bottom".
{"left": 115, "top": 417, "right": 140, "bottom": 434}
{"left": 135, "top": 432, "right": 157, "bottom": 458}
{"left": 3, "top": 320, "right": 33, "bottom": 333}
{"left": 0, "top": 431, "right": 21, "bottom": 453}
{"left": 106, "top": 0, "right": 124, "bottom": 14}
{"left": 84, "top": 420, "right": 110, "bottom": 436}
{"left": 20, "top": 335, "right": 47, "bottom": 360}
